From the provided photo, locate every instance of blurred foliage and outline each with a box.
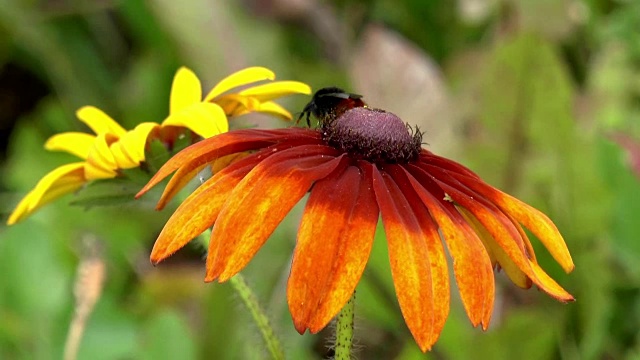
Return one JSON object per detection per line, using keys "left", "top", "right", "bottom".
{"left": 1, "top": 0, "right": 640, "bottom": 359}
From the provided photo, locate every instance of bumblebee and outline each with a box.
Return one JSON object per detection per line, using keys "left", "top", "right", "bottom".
{"left": 297, "top": 87, "right": 366, "bottom": 127}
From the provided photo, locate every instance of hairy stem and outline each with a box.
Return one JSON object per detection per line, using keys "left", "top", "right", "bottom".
{"left": 197, "top": 232, "right": 284, "bottom": 360}
{"left": 334, "top": 292, "right": 356, "bottom": 360}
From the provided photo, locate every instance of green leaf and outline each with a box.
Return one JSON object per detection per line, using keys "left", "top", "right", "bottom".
{"left": 68, "top": 182, "right": 141, "bottom": 210}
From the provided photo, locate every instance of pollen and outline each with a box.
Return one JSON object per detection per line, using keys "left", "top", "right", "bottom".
{"left": 322, "top": 107, "right": 422, "bottom": 164}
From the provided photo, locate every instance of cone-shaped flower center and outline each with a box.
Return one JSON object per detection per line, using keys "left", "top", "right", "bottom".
{"left": 322, "top": 107, "right": 422, "bottom": 164}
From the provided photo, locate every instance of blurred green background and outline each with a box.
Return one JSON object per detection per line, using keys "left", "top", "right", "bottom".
{"left": 1, "top": 0, "right": 640, "bottom": 359}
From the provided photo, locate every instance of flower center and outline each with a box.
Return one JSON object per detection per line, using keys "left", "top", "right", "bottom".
{"left": 322, "top": 107, "right": 422, "bottom": 164}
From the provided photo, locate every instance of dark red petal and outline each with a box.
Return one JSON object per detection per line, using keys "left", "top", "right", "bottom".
{"left": 372, "top": 164, "right": 448, "bottom": 352}
{"left": 136, "top": 128, "right": 320, "bottom": 199}
{"left": 288, "top": 163, "right": 379, "bottom": 334}
{"left": 404, "top": 165, "right": 495, "bottom": 329}
{"left": 206, "top": 145, "right": 346, "bottom": 282}
{"left": 419, "top": 150, "right": 481, "bottom": 179}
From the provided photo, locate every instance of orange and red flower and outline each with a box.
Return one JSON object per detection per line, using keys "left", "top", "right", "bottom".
{"left": 136, "top": 98, "right": 574, "bottom": 351}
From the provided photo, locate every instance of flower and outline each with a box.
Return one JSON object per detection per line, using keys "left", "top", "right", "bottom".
{"left": 128, "top": 66, "right": 312, "bottom": 161}
{"left": 7, "top": 67, "right": 311, "bottom": 225}
{"left": 7, "top": 106, "right": 136, "bottom": 225}
{"left": 136, "top": 94, "right": 574, "bottom": 352}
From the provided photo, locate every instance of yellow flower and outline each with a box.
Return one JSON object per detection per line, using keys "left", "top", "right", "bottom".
{"left": 119, "top": 66, "right": 311, "bottom": 165}
{"left": 7, "top": 67, "right": 311, "bottom": 225}
{"left": 7, "top": 106, "right": 131, "bottom": 225}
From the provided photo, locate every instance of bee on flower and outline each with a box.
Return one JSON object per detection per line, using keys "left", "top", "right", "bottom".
{"left": 137, "top": 86, "right": 575, "bottom": 352}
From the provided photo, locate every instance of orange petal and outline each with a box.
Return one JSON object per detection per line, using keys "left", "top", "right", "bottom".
{"left": 406, "top": 165, "right": 495, "bottom": 329}
{"left": 211, "top": 152, "right": 249, "bottom": 174}
{"left": 457, "top": 207, "right": 531, "bottom": 289}
{"left": 445, "top": 171, "right": 575, "bottom": 273}
{"left": 374, "top": 165, "right": 450, "bottom": 352}
{"left": 424, "top": 168, "right": 532, "bottom": 289}
{"left": 150, "top": 154, "right": 262, "bottom": 264}
{"left": 206, "top": 146, "right": 345, "bottom": 282}
{"left": 154, "top": 163, "right": 207, "bottom": 211}
{"left": 529, "top": 262, "right": 575, "bottom": 302}
{"left": 288, "top": 164, "right": 379, "bottom": 334}
{"left": 135, "top": 128, "right": 320, "bottom": 199}
{"left": 428, "top": 169, "right": 573, "bottom": 299}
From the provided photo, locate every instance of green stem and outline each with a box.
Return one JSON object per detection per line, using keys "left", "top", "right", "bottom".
{"left": 334, "top": 292, "right": 356, "bottom": 360}
{"left": 228, "top": 274, "right": 285, "bottom": 360}
{"left": 197, "top": 231, "right": 284, "bottom": 360}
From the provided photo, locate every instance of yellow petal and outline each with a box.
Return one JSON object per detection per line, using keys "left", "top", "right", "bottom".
{"left": 45, "top": 132, "right": 96, "bottom": 160}
{"left": 84, "top": 133, "right": 119, "bottom": 180}
{"left": 254, "top": 101, "right": 294, "bottom": 120}
{"left": 162, "top": 103, "right": 229, "bottom": 139}
{"left": 110, "top": 141, "right": 139, "bottom": 169}
{"left": 238, "top": 81, "right": 312, "bottom": 102}
{"left": 84, "top": 162, "right": 118, "bottom": 179}
{"left": 214, "top": 95, "right": 260, "bottom": 116}
{"left": 203, "top": 67, "right": 275, "bottom": 102}
{"left": 170, "top": 67, "right": 202, "bottom": 114}
{"left": 118, "top": 123, "right": 160, "bottom": 163}
{"left": 7, "top": 162, "right": 86, "bottom": 225}
{"left": 76, "top": 106, "right": 127, "bottom": 137}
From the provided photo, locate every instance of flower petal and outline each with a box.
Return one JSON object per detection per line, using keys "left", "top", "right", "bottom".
{"left": 457, "top": 207, "right": 531, "bottom": 288}
{"left": 150, "top": 152, "right": 265, "bottom": 263}
{"left": 420, "top": 150, "right": 481, "bottom": 179}
{"left": 444, "top": 170, "right": 575, "bottom": 273}
{"left": 162, "top": 103, "right": 229, "bottom": 139}
{"left": 254, "top": 101, "right": 294, "bottom": 120}
{"left": 211, "top": 152, "right": 249, "bottom": 174}
{"left": 420, "top": 163, "right": 573, "bottom": 300}
{"left": 45, "top": 132, "right": 96, "bottom": 160}
{"left": 136, "top": 128, "right": 321, "bottom": 200}
{"left": 170, "top": 67, "right": 202, "bottom": 114}
{"left": 109, "top": 140, "right": 140, "bottom": 169}
{"left": 373, "top": 165, "right": 450, "bottom": 351}
{"left": 214, "top": 94, "right": 260, "bottom": 116}
{"left": 406, "top": 165, "right": 495, "bottom": 329}
{"left": 203, "top": 67, "right": 275, "bottom": 102}
{"left": 118, "top": 122, "right": 160, "bottom": 163}
{"left": 288, "top": 164, "right": 379, "bottom": 334}
{"left": 84, "top": 161, "right": 118, "bottom": 180}
{"left": 154, "top": 163, "right": 207, "bottom": 211}
{"left": 76, "top": 106, "right": 126, "bottom": 137}
{"left": 84, "top": 133, "right": 119, "bottom": 180}
{"left": 206, "top": 145, "right": 345, "bottom": 282}
{"left": 7, "top": 162, "right": 86, "bottom": 225}
{"left": 238, "top": 81, "right": 312, "bottom": 102}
